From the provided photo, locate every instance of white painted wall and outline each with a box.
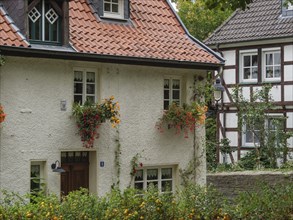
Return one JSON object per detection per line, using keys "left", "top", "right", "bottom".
{"left": 225, "top": 113, "right": 237, "bottom": 128}
{"left": 223, "top": 69, "right": 236, "bottom": 85}
{"left": 284, "top": 45, "right": 293, "bottom": 61}
{"left": 222, "top": 50, "right": 236, "bottom": 66}
{"left": 0, "top": 56, "right": 207, "bottom": 196}
{"left": 284, "top": 65, "right": 293, "bottom": 81}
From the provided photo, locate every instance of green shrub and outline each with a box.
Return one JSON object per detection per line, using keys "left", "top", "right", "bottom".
{"left": 0, "top": 183, "right": 292, "bottom": 220}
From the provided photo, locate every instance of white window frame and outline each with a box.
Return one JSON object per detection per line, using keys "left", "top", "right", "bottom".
{"left": 242, "top": 114, "right": 283, "bottom": 147}
{"left": 262, "top": 48, "right": 281, "bottom": 82}
{"left": 103, "top": 0, "right": 124, "bottom": 19}
{"left": 30, "top": 161, "right": 46, "bottom": 193}
{"left": 239, "top": 50, "right": 258, "bottom": 83}
{"left": 73, "top": 68, "right": 97, "bottom": 104}
{"left": 163, "top": 76, "right": 182, "bottom": 110}
{"left": 134, "top": 166, "right": 175, "bottom": 193}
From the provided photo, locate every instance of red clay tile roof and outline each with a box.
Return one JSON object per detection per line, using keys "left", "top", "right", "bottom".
{"left": 0, "top": 6, "right": 29, "bottom": 47}
{"left": 69, "top": 0, "right": 221, "bottom": 64}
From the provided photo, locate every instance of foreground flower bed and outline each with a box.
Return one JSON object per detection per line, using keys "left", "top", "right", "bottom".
{"left": 0, "top": 183, "right": 292, "bottom": 220}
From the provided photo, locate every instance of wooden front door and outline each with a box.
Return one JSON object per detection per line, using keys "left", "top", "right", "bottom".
{"left": 61, "top": 151, "right": 89, "bottom": 196}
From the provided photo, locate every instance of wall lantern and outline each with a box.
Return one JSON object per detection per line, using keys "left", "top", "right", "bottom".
{"left": 51, "top": 160, "right": 65, "bottom": 173}
{"left": 213, "top": 77, "right": 225, "bottom": 102}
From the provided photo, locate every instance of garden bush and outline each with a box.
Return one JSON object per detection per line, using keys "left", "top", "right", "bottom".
{"left": 0, "top": 182, "right": 292, "bottom": 220}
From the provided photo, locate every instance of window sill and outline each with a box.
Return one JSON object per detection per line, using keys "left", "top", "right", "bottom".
{"left": 100, "top": 15, "right": 128, "bottom": 22}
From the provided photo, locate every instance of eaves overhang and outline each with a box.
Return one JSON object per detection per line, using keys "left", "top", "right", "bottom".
{"left": 0, "top": 45, "right": 224, "bottom": 70}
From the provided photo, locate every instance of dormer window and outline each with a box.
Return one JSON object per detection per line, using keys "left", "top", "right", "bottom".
{"left": 28, "top": 0, "right": 63, "bottom": 44}
{"left": 282, "top": 0, "right": 293, "bottom": 17}
{"left": 103, "top": 0, "right": 124, "bottom": 19}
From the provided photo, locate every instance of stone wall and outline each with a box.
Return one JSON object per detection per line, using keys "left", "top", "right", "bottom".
{"left": 207, "top": 171, "right": 293, "bottom": 199}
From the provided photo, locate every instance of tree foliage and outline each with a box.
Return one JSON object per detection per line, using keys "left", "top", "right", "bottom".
{"left": 175, "top": 0, "right": 233, "bottom": 41}
{"left": 172, "top": 0, "right": 293, "bottom": 11}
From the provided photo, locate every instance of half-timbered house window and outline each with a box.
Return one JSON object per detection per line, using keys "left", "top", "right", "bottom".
{"left": 240, "top": 51, "right": 258, "bottom": 83}
{"left": 262, "top": 49, "right": 281, "bottom": 81}
{"left": 164, "top": 77, "right": 181, "bottom": 110}
{"left": 134, "top": 167, "right": 174, "bottom": 192}
{"left": 28, "top": 0, "right": 63, "bottom": 44}
{"left": 74, "top": 68, "right": 97, "bottom": 104}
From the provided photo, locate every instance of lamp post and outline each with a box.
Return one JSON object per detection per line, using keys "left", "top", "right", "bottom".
{"left": 213, "top": 77, "right": 224, "bottom": 164}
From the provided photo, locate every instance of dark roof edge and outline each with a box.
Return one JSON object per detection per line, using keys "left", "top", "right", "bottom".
{"left": 166, "top": 0, "right": 225, "bottom": 64}
{"left": 0, "top": 45, "right": 222, "bottom": 70}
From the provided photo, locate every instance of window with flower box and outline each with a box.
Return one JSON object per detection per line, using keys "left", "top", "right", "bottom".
{"left": 134, "top": 167, "right": 174, "bottom": 192}
{"left": 74, "top": 68, "right": 97, "bottom": 104}
{"left": 164, "top": 77, "right": 181, "bottom": 110}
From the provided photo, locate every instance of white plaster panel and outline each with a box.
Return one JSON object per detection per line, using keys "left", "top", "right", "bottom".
{"left": 0, "top": 56, "right": 207, "bottom": 196}
{"left": 226, "top": 132, "right": 238, "bottom": 146}
{"left": 284, "top": 45, "right": 293, "bottom": 62}
{"left": 242, "top": 86, "right": 251, "bottom": 101}
{"left": 270, "top": 85, "right": 281, "bottom": 102}
{"left": 225, "top": 113, "right": 238, "bottom": 128}
{"left": 287, "top": 112, "right": 293, "bottom": 128}
{"left": 287, "top": 137, "right": 293, "bottom": 148}
{"left": 222, "top": 50, "right": 236, "bottom": 66}
{"left": 284, "top": 85, "right": 293, "bottom": 102}
{"left": 284, "top": 65, "right": 293, "bottom": 81}
{"left": 223, "top": 69, "right": 236, "bottom": 84}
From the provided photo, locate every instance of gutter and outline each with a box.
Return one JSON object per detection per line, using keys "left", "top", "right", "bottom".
{"left": 0, "top": 46, "right": 222, "bottom": 70}
{"left": 166, "top": 0, "right": 225, "bottom": 64}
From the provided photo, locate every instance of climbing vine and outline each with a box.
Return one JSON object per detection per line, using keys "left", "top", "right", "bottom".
{"left": 114, "top": 128, "right": 121, "bottom": 187}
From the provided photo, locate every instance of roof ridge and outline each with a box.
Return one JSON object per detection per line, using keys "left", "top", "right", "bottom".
{"left": 0, "top": 5, "right": 30, "bottom": 47}
{"left": 165, "top": 0, "right": 225, "bottom": 64}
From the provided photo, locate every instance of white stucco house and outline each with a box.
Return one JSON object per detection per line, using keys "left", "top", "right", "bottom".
{"left": 205, "top": 0, "right": 293, "bottom": 164}
{"left": 0, "top": 0, "right": 224, "bottom": 196}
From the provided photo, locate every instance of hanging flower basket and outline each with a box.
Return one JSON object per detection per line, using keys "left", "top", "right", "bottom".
{"left": 72, "top": 96, "right": 120, "bottom": 148}
{"left": 0, "top": 104, "right": 6, "bottom": 124}
{"left": 156, "top": 102, "right": 207, "bottom": 138}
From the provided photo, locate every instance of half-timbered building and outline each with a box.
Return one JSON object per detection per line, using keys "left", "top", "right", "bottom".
{"left": 205, "top": 0, "right": 293, "bottom": 164}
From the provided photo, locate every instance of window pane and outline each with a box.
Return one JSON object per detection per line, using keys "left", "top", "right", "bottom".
{"left": 86, "top": 84, "right": 95, "bottom": 94}
{"left": 274, "top": 66, "right": 281, "bottom": 77}
{"left": 104, "top": 3, "right": 110, "bottom": 11}
{"left": 252, "top": 55, "right": 258, "bottom": 66}
{"left": 164, "top": 90, "right": 169, "bottom": 99}
{"left": 135, "top": 170, "right": 143, "bottom": 181}
{"left": 86, "top": 72, "right": 95, "bottom": 82}
{"left": 266, "top": 67, "right": 274, "bottom": 78}
{"left": 86, "top": 96, "right": 95, "bottom": 103}
{"left": 112, "top": 4, "right": 119, "bottom": 13}
{"left": 74, "top": 83, "right": 83, "bottom": 93}
{"left": 252, "top": 68, "right": 258, "bottom": 79}
{"left": 274, "top": 52, "right": 281, "bottom": 65}
{"left": 31, "top": 165, "right": 41, "bottom": 192}
{"left": 147, "top": 169, "right": 158, "bottom": 180}
{"left": 135, "top": 182, "right": 143, "bottom": 190}
{"left": 243, "top": 56, "right": 250, "bottom": 67}
{"left": 172, "top": 90, "right": 180, "bottom": 100}
{"left": 245, "top": 130, "right": 253, "bottom": 143}
{"left": 164, "top": 79, "right": 170, "bottom": 89}
{"left": 74, "top": 71, "right": 83, "bottom": 82}
{"left": 74, "top": 95, "right": 82, "bottom": 104}
{"left": 244, "top": 68, "right": 250, "bottom": 79}
{"left": 266, "top": 53, "right": 273, "bottom": 65}
{"left": 162, "top": 168, "right": 172, "bottom": 179}
{"left": 162, "top": 181, "right": 172, "bottom": 192}
{"left": 113, "top": 0, "right": 118, "bottom": 3}
{"left": 172, "top": 80, "right": 180, "bottom": 89}
{"left": 147, "top": 181, "right": 158, "bottom": 189}
{"left": 164, "top": 101, "right": 169, "bottom": 110}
